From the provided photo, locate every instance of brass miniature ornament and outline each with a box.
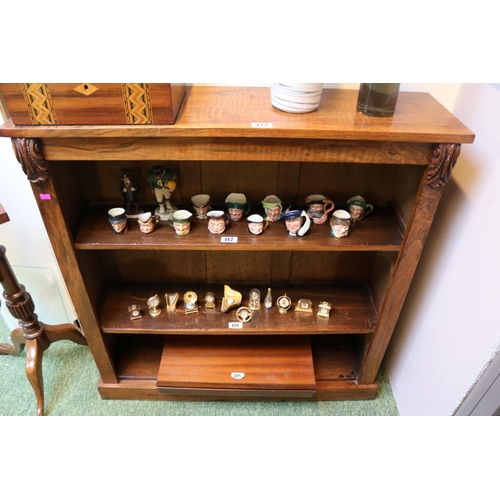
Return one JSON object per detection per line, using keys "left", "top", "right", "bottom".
{"left": 221, "top": 285, "right": 242, "bottom": 313}
{"left": 277, "top": 294, "right": 292, "bottom": 313}
{"left": 128, "top": 304, "right": 142, "bottom": 320}
{"left": 295, "top": 298, "right": 313, "bottom": 313}
{"left": 264, "top": 288, "right": 273, "bottom": 309}
{"left": 236, "top": 306, "right": 252, "bottom": 323}
{"left": 165, "top": 292, "right": 179, "bottom": 311}
{"left": 183, "top": 291, "right": 199, "bottom": 315}
{"left": 147, "top": 294, "right": 162, "bottom": 317}
{"left": 317, "top": 301, "right": 332, "bottom": 319}
{"left": 249, "top": 288, "right": 261, "bottom": 311}
{"left": 205, "top": 292, "right": 216, "bottom": 309}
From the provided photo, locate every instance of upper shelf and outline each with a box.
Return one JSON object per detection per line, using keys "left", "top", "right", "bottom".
{"left": 75, "top": 205, "right": 403, "bottom": 252}
{"left": 0, "top": 86, "right": 475, "bottom": 144}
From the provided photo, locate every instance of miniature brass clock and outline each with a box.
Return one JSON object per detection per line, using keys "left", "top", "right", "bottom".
{"left": 236, "top": 306, "right": 252, "bottom": 323}
{"left": 147, "top": 294, "right": 161, "bottom": 317}
{"left": 295, "top": 298, "right": 313, "bottom": 313}
{"left": 128, "top": 304, "right": 142, "bottom": 320}
{"left": 221, "top": 285, "right": 242, "bottom": 313}
{"left": 317, "top": 301, "right": 332, "bottom": 319}
{"left": 165, "top": 292, "right": 179, "bottom": 311}
{"left": 277, "top": 294, "right": 292, "bottom": 313}
{"left": 205, "top": 292, "right": 216, "bottom": 309}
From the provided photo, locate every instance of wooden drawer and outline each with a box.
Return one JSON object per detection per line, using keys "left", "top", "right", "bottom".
{"left": 0, "top": 83, "right": 185, "bottom": 125}
{"left": 157, "top": 335, "right": 317, "bottom": 398}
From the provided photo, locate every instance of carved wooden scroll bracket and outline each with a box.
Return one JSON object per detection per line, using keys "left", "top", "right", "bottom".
{"left": 11, "top": 138, "right": 49, "bottom": 184}
{"left": 427, "top": 143, "right": 461, "bottom": 189}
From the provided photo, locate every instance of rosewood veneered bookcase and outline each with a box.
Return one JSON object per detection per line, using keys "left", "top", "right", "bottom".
{"left": 0, "top": 85, "right": 475, "bottom": 404}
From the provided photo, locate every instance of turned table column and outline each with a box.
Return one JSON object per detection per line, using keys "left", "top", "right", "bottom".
{"left": 0, "top": 203, "right": 87, "bottom": 416}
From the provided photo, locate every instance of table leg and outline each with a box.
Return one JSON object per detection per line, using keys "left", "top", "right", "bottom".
{"left": 0, "top": 245, "right": 87, "bottom": 416}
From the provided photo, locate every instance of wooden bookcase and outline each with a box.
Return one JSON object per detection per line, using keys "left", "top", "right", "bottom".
{"left": 0, "top": 86, "right": 475, "bottom": 402}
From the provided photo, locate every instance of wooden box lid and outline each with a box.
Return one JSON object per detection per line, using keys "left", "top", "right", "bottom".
{"left": 0, "top": 83, "right": 185, "bottom": 125}
{"left": 157, "top": 335, "right": 317, "bottom": 396}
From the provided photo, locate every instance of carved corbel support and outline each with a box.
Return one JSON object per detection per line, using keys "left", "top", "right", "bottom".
{"left": 11, "top": 137, "right": 49, "bottom": 184}
{"left": 426, "top": 143, "right": 461, "bottom": 189}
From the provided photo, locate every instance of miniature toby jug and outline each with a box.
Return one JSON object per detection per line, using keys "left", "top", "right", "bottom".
{"left": 191, "top": 194, "right": 211, "bottom": 220}
{"left": 207, "top": 210, "right": 230, "bottom": 234}
{"left": 225, "top": 193, "right": 251, "bottom": 222}
{"left": 330, "top": 209, "right": 355, "bottom": 238}
{"left": 305, "top": 194, "right": 334, "bottom": 224}
{"left": 283, "top": 209, "right": 311, "bottom": 237}
{"left": 247, "top": 214, "right": 269, "bottom": 235}
{"left": 347, "top": 195, "right": 374, "bottom": 221}
{"left": 137, "top": 211, "right": 160, "bottom": 234}
{"left": 108, "top": 207, "right": 128, "bottom": 234}
{"left": 261, "top": 195, "right": 290, "bottom": 222}
{"left": 167, "top": 209, "right": 193, "bottom": 235}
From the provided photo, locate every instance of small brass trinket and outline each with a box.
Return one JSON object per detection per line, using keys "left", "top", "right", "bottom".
{"left": 236, "top": 306, "right": 252, "bottom": 323}
{"left": 165, "top": 292, "right": 179, "bottom": 311}
{"left": 317, "top": 301, "right": 332, "bottom": 319}
{"left": 249, "top": 288, "right": 261, "bottom": 311}
{"left": 128, "top": 304, "right": 142, "bottom": 320}
{"left": 221, "top": 285, "right": 242, "bottom": 313}
{"left": 147, "top": 294, "right": 162, "bottom": 318}
{"left": 277, "top": 294, "right": 292, "bottom": 314}
{"left": 295, "top": 298, "right": 313, "bottom": 313}
{"left": 205, "top": 292, "right": 216, "bottom": 309}
{"left": 183, "top": 291, "right": 199, "bottom": 315}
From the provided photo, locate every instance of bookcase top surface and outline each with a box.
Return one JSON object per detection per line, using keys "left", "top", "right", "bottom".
{"left": 0, "top": 86, "right": 475, "bottom": 144}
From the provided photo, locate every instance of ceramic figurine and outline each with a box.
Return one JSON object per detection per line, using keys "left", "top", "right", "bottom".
{"left": 305, "top": 194, "right": 334, "bottom": 224}
{"left": 347, "top": 195, "right": 374, "bottom": 221}
{"left": 247, "top": 214, "right": 269, "bottom": 235}
{"left": 330, "top": 209, "right": 355, "bottom": 238}
{"left": 147, "top": 164, "right": 177, "bottom": 218}
{"left": 108, "top": 207, "right": 128, "bottom": 234}
{"left": 261, "top": 195, "right": 290, "bottom": 222}
{"left": 137, "top": 212, "right": 160, "bottom": 234}
{"left": 191, "top": 194, "right": 211, "bottom": 219}
{"left": 283, "top": 209, "right": 311, "bottom": 237}
{"left": 207, "top": 210, "right": 230, "bottom": 234}
{"left": 167, "top": 210, "right": 193, "bottom": 236}
{"left": 225, "top": 193, "right": 251, "bottom": 222}
{"left": 121, "top": 169, "right": 142, "bottom": 216}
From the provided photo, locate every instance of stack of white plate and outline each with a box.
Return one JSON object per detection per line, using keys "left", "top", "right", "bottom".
{"left": 270, "top": 83, "right": 324, "bottom": 113}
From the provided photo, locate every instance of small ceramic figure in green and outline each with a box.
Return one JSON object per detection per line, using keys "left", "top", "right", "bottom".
{"left": 147, "top": 164, "right": 177, "bottom": 216}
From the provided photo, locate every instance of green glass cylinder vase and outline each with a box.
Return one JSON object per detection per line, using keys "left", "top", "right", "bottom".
{"left": 356, "top": 83, "right": 400, "bottom": 117}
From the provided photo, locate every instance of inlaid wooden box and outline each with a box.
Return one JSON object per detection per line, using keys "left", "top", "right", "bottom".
{"left": 0, "top": 83, "right": 186, "bottom": 125}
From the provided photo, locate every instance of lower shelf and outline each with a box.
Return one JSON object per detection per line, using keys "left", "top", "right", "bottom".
{"left": 99, "top": 334, "right": 378, "bottom": 401}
